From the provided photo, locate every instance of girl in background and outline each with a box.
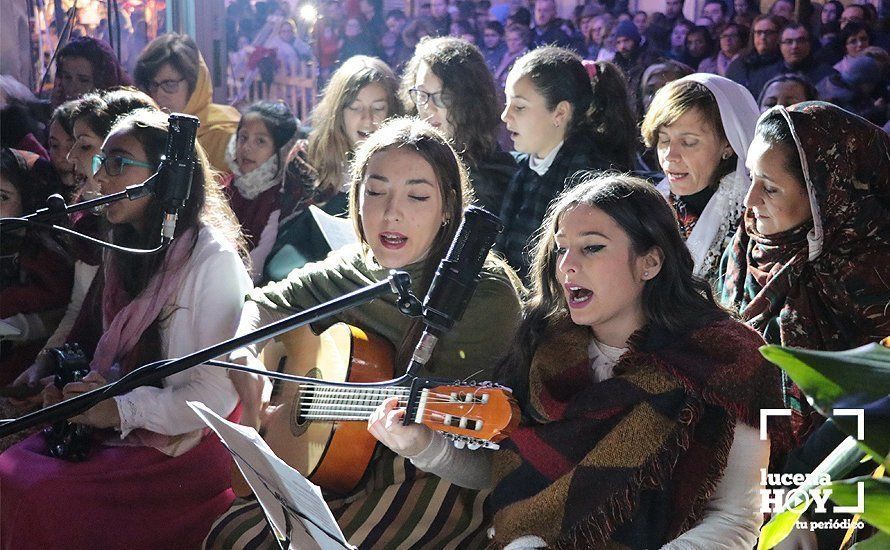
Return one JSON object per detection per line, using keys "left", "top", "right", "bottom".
{"left": 51, "top": 36, "right": 133, "bottom": 107}
{"left": 402, "top": 36, "right": 517, "bottom": 214}
{"left": 497, "top": 47, "right": 636, "bottom": 278}
{"left": 0, "top": 148, "right": 72, "bottom": 384}
{"left": 222, "top": 100, "right": 298, "bottom": 281}
{"left": 262, "top": 55, "right": 403, "bottom": 282}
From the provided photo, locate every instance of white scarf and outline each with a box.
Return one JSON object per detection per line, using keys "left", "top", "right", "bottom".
{"left": 657, "top": 74, "right": 759, "bottom": 277}
{"left": 657, "top": 171, "right": 747, "bottom": 277}
{"left": 225, "top": 135, "right": 284, "bottom": 200}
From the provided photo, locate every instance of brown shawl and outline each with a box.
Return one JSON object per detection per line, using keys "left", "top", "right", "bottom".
{"left": 487, "top": 318, "right": 791, "bottom": 549}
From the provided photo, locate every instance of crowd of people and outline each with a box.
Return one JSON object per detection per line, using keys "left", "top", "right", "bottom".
{"left": 0, "top": 0, "right": 889, "bottom": 548}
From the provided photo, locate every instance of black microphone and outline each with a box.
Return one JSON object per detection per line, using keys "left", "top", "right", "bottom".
{"left": 405, "top": 206, "right": 504, "bottom": 377}
{"left": 158, "top": 114, "right": 200, "bottom": 242}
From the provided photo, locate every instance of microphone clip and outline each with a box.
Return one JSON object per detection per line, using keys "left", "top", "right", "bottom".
{"left": 388, "top": 270, "right": 422, "bottom": 317}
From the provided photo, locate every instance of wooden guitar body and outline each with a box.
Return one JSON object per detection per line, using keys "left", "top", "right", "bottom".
{"left": 233, "top": 323, "right": 394, "bottom": 497}
{"left": 232, "top": 323, "right": 518, "bottom": 498}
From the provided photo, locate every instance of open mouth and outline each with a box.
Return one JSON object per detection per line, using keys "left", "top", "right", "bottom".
{"left": 380, "top": 232, "right": 408, "bottom": 249}
{"left": 666, "top": 171, "right": 689, "bottom": 183}
{"left": 564, "top": 283, "right": 593, "bottom": 307}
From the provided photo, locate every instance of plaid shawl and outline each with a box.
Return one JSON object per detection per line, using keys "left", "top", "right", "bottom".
{"left": 486, "top": 318, "right": 790, "bottom": 549}
{"left": 721, "top": 102, "right": 890, "bottom": 441}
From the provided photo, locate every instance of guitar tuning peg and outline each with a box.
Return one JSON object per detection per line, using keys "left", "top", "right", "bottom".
{"left": 467, "top": 441, "right": 481, "bottom": 450}
{"left": 453, "top": 439, "right": 466, "bottom": 450}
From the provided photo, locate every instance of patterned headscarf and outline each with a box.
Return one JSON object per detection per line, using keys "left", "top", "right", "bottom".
{"left": 721, "top": 102, "right": 890, "bottom": 437}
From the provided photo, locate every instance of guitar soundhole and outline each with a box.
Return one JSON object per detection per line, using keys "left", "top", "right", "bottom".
{"left": 289, "top": 367, "right": 321, "bottom": 436}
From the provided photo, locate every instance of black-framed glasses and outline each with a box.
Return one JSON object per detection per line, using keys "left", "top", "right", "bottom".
{"left": 408, "top": 88, "right": 450, "bottom": 109}
{"left": 147, "top": 78, "right": 185, "bottom": 94}
{"left": 92, "top": 154, "right": 154, "bottom": 177}
{"left": 754, "top": 29, "right": 778, "bottom": 37}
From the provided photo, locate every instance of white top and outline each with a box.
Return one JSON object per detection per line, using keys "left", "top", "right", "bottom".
{"left": 112, "top": 226, "right": 252, "bottom": 452}
{"left": 528, "top": 141, "right": 565, "bottom": 176}
{"left": 409, "top": 337, "right": 769, "bottom": 549}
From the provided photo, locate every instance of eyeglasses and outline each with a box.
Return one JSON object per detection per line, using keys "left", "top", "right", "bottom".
{"left": 147, "top": 78, "right": 185, "bottom": 94}
{"left": 92, "top": 154, "right": 155, "bottom": 177}
{"left": 408, "top": 88, "right": 450, "bottom": 109}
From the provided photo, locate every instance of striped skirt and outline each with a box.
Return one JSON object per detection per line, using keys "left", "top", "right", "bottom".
{"left": 204, "top": 447, "right": 490, "bottom": 549}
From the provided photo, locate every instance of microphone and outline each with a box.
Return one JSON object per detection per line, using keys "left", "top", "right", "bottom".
{"left": 158, "top": 114, "right": 200, "bottom": 242}
{"left": 405, "top": 206, "right": 504, "bottom": 377}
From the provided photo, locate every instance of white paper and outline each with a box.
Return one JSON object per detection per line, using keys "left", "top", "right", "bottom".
{"left": 309, "top": 205, "right": 356, "bottom": 252}
{"left": 188, "top": 401, "right": 355, "bottom": 550}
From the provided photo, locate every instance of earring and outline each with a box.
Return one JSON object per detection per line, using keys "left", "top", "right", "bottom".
{"left": 441, "top": 219, "right": 448, "bottom": 227}
{"left": 721, "top": 151, "right": 731, "bottom": 160}
{"left": 554, "top": 121, "right": 560, "bottom": 128}
{"left": 643, "top": 271, "right": 650, "bottom": 279}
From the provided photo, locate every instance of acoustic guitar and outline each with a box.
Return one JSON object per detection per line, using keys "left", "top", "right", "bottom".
{"left": 232, "top": 322, "right": 519, "bottom": 497}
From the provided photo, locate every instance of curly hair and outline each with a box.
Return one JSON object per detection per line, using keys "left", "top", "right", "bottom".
{"left": 401, "top": 37, "right": 501, "bottom": 168}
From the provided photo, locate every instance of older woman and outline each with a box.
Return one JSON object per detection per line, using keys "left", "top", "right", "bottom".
{"left": 641, "top": 73, "right": 759, "bottom": 281}
{"left": 134, "top": 33, "right": 240, "bottom": 172}
{"left": 720, "top": 102, "right": 890, "bottom": 441}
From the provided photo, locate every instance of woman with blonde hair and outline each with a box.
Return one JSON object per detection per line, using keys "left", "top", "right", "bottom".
{"left": 261, "top": 55, "right": 403, "bottom": 282}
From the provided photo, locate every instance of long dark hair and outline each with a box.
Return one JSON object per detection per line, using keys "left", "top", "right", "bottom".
{"left": 509, "top": 48, "right": 635, "bottom": 170}
{"left": 500, "top": 173, "right": 728, "bottom": 403}
{"left": 401, "top": 36, "right": 502, "bottom": 168}
{"left": 105, "top": 108, "right": 246, "bottom": 297}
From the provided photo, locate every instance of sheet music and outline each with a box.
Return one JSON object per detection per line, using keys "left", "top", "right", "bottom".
{"left": 308, "top": 204, "right": 357, "bottom": 251}
{"left": 188, "top": 402, "right": 355, "bottom": 550}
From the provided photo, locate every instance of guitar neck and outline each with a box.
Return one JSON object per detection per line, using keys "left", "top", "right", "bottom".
{"left": 299, "top": 383, "right": 410, "bottom": 422}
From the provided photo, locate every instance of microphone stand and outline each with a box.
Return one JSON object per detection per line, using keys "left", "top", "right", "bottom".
{"left": 0, "top": 172, "right": 161, "bottom": 230}
{"left": 0, "top": 271, "right": 421, "bottom": 438}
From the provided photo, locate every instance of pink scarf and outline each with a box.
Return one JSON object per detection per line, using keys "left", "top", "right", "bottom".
{"left": 92, "top": 229, "right": 198, "bottom": 454}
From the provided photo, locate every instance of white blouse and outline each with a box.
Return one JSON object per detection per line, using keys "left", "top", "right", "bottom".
{"left": 113, "top": 226, "right": 252, "bottom": 453}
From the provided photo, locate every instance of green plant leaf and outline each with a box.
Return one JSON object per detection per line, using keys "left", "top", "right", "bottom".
{"left": 850, "top": 530, "right": 890, "bottom": 549}
{"left": 759, "top": 343, "right": 890, "bottom": 460}
{"left": 758, "top": 437, "right": 867, "bottom": 549}
{"left": 824, "top": 477, "right": 890, "bottom": 533}
{"left": 758, "top": 499, "right": 809, "bottom": 550}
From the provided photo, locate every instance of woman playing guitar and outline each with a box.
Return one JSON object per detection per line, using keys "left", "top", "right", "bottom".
{"left": 206, "top": 117, "right": 523, "bottom": 549}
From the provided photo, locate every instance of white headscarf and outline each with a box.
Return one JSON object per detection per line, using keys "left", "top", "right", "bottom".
{"left": 656, "top": 73, "right": 760, "bottom": 277}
